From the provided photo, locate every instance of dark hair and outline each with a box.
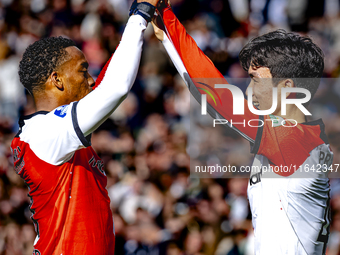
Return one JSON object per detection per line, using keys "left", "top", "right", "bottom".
{"left": 239, "top": 29, "right": 324, "bottom": 100}
{"left": 19, "top": 36, "right": 76, "bottom": 95}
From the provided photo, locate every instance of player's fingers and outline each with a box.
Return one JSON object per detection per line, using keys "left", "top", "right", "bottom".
{"left": 151, "top": 21, "right": 164, "bottom": 41}
{"left": 157, "top": 0, "right": 171, "bottom": 8}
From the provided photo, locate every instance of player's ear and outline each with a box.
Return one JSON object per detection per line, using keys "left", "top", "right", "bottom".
{"left": 50, "top": 71, "right": 64, "bottom": 91}
{"left": 284, "top": 79, "right": 294, "bottom": 88}
{"left": 284, "top": 79, "right": 296, "bottom": 99}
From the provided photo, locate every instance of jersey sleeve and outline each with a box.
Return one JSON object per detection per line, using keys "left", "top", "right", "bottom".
{"left": 16, "top": 103, "right": 89, "bottom": 165}
{"left": 15, "top": 15, "right": 148, "bottom": 166}
{"left": 157, "top": 6, "right": 258, "bottom": 143}
{"left": 76, "top": 15, "right": 147, "bottom": 137}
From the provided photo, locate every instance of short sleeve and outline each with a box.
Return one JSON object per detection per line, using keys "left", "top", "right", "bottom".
{"left": 19, "top": 102, "right": 91, "bottom": 165}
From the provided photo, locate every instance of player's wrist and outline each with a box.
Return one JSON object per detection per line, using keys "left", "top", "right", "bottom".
{"left": 129, "top": 0, "right": 156, "bottom": 23}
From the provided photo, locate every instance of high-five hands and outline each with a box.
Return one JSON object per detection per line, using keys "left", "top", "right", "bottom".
{"left": 151, "top": 0, "right": 171, "bottom": 41}
{"left": 157, "top": 0, "right": 171, "bottom": 8}
{"left": 129, "top": 0, "right": 160, "bottom": 22}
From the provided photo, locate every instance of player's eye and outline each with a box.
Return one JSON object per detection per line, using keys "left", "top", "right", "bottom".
{"left": 82, "top": 71, "right": 88, "bottom": 78}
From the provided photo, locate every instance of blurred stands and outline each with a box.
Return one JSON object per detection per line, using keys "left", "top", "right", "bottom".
{"left": 1, "top": 0, "right": 340, "bottom": 254}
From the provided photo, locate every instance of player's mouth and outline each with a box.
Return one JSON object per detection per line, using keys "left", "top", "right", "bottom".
{"left": 253, "top": 101, "right": 260, "bottom": 109}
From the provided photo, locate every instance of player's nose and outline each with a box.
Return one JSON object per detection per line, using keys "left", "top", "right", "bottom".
{"left": 88, "top": 74, "right": 95, "bottom": 89}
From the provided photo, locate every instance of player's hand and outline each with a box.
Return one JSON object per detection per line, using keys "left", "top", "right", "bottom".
{"left": 137, "top": 0, "right": 159, "bottom": 7}
{"left": 157, "top": 0, "right": 171, "bottom": 7}
{"left": 151, "top": 21, "right": 164, "bottom": 41}
{"left": 156, "top": 0, "right": 171, "bottom": 10}
{"left": 151, "top": 0, "right": 171, "bottom": 41}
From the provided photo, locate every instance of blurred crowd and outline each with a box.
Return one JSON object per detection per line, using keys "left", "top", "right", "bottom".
{"left": 1, "top": 0, "right": 340, "bottom": 254}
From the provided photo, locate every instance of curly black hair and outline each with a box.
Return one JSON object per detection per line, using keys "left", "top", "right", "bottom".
{"left": 239, "top": 29, "right": 324, "bottom": 100}
{"left": 19, "top": 36, "right": 76, "bottom": 95}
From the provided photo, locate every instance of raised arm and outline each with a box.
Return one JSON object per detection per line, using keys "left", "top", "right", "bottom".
{"left": 154, "top": 2, "right": 259, "bottom": 143}
{"left": 76, "top": 0, "right": 158, "bottom": 137}
{"left": 75, "top": 15, "right": 146, "bottom": 137}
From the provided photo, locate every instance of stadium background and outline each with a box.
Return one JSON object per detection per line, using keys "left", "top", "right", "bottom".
{"left": 1, "top": 0, "right": 340, "bottom": 254}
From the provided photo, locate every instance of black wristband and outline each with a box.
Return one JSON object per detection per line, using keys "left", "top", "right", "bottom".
{"left": 129, "top": 1, "right": 156, "bottom": 23}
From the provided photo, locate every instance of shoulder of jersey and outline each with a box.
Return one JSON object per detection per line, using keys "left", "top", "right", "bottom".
{"left": 19, "top": 104, "right": 73, "bottom": 136}
{"left": 15, "top": 102, "right": 83, "bottom": 165}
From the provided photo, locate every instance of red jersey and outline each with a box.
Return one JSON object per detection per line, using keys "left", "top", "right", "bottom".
{"left": 10, "top": 14, "right": 149, "bottom": 255}
{"left": 11, "top": 103, "right": 115, "bottom": 255}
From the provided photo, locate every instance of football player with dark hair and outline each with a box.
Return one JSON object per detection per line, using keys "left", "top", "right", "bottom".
{"left": 11, "top": 0, "right": 159, "bottom": 254}
{"left": 152, "top": 1, "right": 332, "bottom": 254}
{"left": 19, "top": 37, "right": 76, "bottom": 96}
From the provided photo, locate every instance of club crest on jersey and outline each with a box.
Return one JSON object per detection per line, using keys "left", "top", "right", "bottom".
{"left": 54, "top": 105, "right": 69, "bottom": 118}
